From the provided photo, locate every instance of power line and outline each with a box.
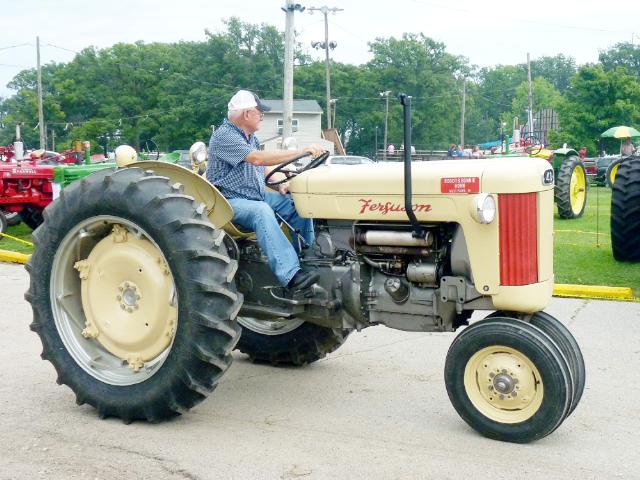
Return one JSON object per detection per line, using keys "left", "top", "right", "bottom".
{"left": 44, "top": 44, "right": 80, "bottom": 54}
{"left": 0, "top": 43, "right": 33, "bottom": 52}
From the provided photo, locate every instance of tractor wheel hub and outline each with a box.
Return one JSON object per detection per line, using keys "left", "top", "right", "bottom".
{"left": 74, "top": 224, "right": 177, "bottom": 372}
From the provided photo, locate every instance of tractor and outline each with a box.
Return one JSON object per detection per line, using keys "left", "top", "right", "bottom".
{"left": 0, "top": 126, "right": 189, "bottom": 233}
{"left": 26, "top": 96, "right": 584, "bottom": 443}
{"left": 610, "top": 155, "right": 640, "bottom": 262}
{"left": 548, "top": 147, "right": 588, "bottom": 219}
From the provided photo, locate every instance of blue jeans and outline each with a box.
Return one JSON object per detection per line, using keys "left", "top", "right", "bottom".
{"left": 228, "top": 192, "right": 314, "bottom": 286}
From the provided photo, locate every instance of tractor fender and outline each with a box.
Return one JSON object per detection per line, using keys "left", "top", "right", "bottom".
{"left": 551, "top": 147, "right": 582, "bottom": 172}
{"left": 128, "top": 161, "right": 233, "bottom": 228}
{"left": 552, "top": 147, "right": 580, "bottom": 158}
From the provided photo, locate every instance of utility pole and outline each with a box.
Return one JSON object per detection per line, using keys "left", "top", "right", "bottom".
{"left": 374, "top": 126, "right": 378, "bottom": 159}
{"left": 51, "top": 129, "right": 55, "bottom": 151}
{"left": 282, "top": 1, "right": 304, "bottom": 141}
{"left": 460, "top": 77, "right": 466, "bottom": 147}
{"left": 527, "top": 52, "right": 534, "bottom": 139}
{"left": 36, "top": 36, "right": 45, "bottom": 149}
{"left": 380, "top": 90, "right": 391, "bottom": 161}
{"left": 309, "top": 5, "right": 343, "bottom": 129}
{"left": 330, "top": 98, "right": 337, "bottom": 128}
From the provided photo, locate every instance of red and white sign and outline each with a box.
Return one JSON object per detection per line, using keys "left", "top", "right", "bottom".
{"left": 440, "top": 177, "right": 480, "bottom": 194}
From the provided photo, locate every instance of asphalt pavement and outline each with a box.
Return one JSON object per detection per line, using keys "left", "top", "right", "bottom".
{"left": 1, "top": 262, "right": 639, "bottom": 480}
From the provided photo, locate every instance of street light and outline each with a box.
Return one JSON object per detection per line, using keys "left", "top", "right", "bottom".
{"left": 309, "top": 5, "right": 343, "bottom": 129}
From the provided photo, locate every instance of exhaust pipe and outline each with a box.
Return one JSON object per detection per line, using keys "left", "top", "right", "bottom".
{"left": 399, "top": 94, "right": 425, "bottom": 239}
{"left": 13, "top": 124, "right": 24, "bottom": 161}
{"left": 356, "top": 230, "right": 433, "bottom": 247}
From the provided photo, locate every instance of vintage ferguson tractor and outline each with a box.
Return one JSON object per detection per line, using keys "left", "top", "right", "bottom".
{"left": 26, "top": 96, "right": 584, "bottom": 443}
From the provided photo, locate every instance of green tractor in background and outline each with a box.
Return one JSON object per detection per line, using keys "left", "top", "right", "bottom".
{"left": 548, "top": 147, "right": 587, "bottom": 219}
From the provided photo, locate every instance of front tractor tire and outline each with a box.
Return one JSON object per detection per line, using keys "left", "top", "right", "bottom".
{"left": 555, "top": 155, "right": 588, "bottom": 219}
{"left": 445, "top": 317, "right": 573, "bottom": 443}
{"left": 611, "top": 156, "right": 640, "bottom": 262}
{"left": 25, "top": 167, "right": 242, "bottom": 422}
{"left": 237, "top": 317, "right": 349, "bottom": 366}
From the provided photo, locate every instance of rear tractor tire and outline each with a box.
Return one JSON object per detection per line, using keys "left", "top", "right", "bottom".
{"left": 555, "top": 155, "right": 588, "bottom": 219}
{"left": 3, "top": 210, "right": 21, "bottom": 226}
{"left": 25, "top": 167, "right": 242, "bottom": 422}
{"left": 237, "top": 317, "right": 350, "bottom": 366}
{"left": 444, "top": 317, "right": 573, "bottom": 443}
{"left": 610, "top": 156, "right": 640, "bottom": 262}
{"left": 0, "top": 210, "right": 7, "bottom": 236}
{"left": 20, "top": 205, "right": 45, "bottom": 231}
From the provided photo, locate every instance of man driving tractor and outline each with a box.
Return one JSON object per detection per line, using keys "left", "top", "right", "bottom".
{"left": 206, "top": 89, "right": 322, "bottom": 291}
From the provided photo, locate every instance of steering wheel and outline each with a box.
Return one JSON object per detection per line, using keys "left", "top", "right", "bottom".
{"left": 265, "top": 151, "right": 330, "bottom": 187}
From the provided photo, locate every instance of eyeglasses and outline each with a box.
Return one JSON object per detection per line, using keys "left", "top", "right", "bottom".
{"left": 255, "top": 109, "right": 264, "bottom": 120}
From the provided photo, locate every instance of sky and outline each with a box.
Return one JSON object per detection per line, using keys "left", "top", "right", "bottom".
{"left": 2, "top": 0, "right": 640, "bottom": 98}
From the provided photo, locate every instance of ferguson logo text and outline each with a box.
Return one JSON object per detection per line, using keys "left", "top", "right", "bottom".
{"left": 358, "top": 198, "right": 432, "bottom": 215}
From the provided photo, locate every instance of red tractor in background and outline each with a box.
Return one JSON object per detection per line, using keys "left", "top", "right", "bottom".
{"left": 0, "top": 161, "right": 54, "bottom": 232}
{"left": 0, "top": 126, "right": 56, "bottom": 233}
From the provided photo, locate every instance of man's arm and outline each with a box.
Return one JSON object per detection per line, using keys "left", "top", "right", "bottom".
{"left": 245, "top": 146, "right": 323, "bottom": 166}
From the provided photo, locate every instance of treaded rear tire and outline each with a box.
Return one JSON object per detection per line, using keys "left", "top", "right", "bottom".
{"left": 3, "top": 210, "right": 21, "bottom": 226}
{"left": 20, "top": 205, "right": 44, "bottom": 230}
{"left": 555, "top": 155, "right": 587, "bottom": 219}
{"left": 611, "top": 156, "right": 640, "bottom": 262}
{"left": 0, "top": 210, "right": 7, "bottom": 235}
{"left": 25, "top": 167, "right": 242, "bottom": 422}
{"left": 237, "top": 319, "right": 349, "bottom": 366}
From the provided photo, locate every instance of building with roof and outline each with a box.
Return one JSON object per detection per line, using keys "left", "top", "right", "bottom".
{"left": 258, "top": 99, "right": 334, "bottom": 153}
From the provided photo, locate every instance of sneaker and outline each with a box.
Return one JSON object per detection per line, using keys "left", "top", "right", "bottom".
{"left": 287, "top": 270, "right": 319, "bottom": 291}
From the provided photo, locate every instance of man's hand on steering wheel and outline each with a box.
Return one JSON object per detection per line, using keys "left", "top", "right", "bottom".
{"left": 265, "top": 149, "right": 330, "bottom": 187}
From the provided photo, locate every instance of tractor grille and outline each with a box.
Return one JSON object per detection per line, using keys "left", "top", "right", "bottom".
{"left": 498, "top": 193, "right": 538, "bottom": 286}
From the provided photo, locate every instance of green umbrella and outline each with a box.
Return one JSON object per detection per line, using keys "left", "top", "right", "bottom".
{"left": 600, "top": 125, "right": 640, "bottom": 138}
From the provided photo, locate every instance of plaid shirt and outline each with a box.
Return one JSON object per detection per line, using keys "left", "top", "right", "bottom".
{"left": 206, "top": 119, "right": 265, "bottom": 201}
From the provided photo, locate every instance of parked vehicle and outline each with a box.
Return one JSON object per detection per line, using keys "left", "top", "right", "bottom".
{"left": 610, "top": 155, "right": 640, "bottom": 262}
{"left": 325, "top": 155, "right": 374, "bottom": 165}
{"left": 548, "top": 148, "right": 588, "bottom": 219}
{"left": 26, "top": 96, "right": 584, "bottom": 444}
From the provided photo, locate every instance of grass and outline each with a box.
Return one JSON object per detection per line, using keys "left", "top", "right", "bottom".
{"left": 2, "top": 186, "right": 639, "bottom": 293}
{"left": 554, "top": 186, "right": 640, "bottom": 294}
{"left": 0, "top": 222, "right": 34, "bottom": 254}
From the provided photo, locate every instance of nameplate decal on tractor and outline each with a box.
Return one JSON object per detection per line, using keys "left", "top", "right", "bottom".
{"left": 358, "top": 199, "right": 432, "bottom": 215}
{"left": 10, "top": 168, "right": 38, "bottom": 175}
{"left": 441, "top": 177, "right": 480, "bottom": 194}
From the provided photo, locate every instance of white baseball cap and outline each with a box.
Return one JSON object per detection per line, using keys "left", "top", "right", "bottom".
{"left": 228, "top": 90, "right": 271, "bottom": 112}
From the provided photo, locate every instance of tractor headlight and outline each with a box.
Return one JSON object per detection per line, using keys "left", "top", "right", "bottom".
{"left": 189, "top": 141, "right": 207, "bottom": 165}
{"left": 473, "top": 193, "right": 496, "bottom": 224}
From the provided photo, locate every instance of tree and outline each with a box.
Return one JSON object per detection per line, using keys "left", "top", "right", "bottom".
{"left": 550, "top": 65, "right": 640, "bottom": 152}
{"left": 530, "top": 54, "right": 577, "bottom": 92}
{"left": 599, "top": 42, "right": 640, "bottom": 77}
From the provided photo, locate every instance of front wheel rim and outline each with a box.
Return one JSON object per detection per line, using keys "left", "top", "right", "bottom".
{"left": 50, "top": 215, "right": 178, "bottom": 386}
{"left": 570, "top": 166, "right": 586, "bottom": 214}
{"left": 463, "top": 345, "right": 544, "bottom": 424}
{"left": 610, "top": 163, "right": 619, "bottom": 185}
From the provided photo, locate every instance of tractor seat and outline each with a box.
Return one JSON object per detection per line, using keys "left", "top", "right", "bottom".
{"left": 223, "top": 221, "right": 257, "bottom": 240}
